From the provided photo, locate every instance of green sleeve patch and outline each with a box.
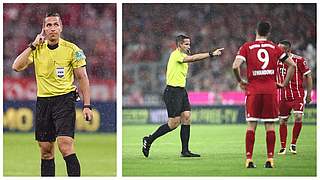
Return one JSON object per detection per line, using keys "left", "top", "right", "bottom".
{"left": 74, "top": 50, "right": 86, "bottom": 61}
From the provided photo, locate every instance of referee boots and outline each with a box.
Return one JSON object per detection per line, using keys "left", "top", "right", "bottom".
{"left": 180, "top": 150, "right": 201, "bottom": 157}
{"left": 142, "top": 136, "right": 151, "bottom": 157}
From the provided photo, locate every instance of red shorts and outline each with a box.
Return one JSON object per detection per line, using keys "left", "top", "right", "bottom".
{"left": 245, "top": 94, "right": 279, "bottom": 122}
{"left": 279, "top": 99, "right": 304, "bottom": 118}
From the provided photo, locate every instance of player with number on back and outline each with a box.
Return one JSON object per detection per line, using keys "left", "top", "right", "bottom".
{"left": 232, "top": 21, "right": 296, "bottom": 168}
{"left": 277, "top": 40, "right": 313, "bottom": 155}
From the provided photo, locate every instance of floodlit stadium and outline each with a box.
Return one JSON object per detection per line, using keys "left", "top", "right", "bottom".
{"left": 122, "top": 3, "right": 316, "bottom": 176}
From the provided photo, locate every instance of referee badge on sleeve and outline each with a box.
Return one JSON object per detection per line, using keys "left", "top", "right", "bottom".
{"left": 75, "top": 50, "right": 86, "bottom": 61}
{"left": 56, "top": 67, "right": 65, "bottom": 78}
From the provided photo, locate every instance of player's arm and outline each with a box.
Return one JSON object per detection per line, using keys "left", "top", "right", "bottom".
{"left": 12, "top": 30, "right": 45, "bottom": 71}
{"left": 74, "top": 66, "right": 93, "bottom": 121}
{"left": 305, "top": 72, "right": 313, "bottom": 104}
{"left": 182, "top": 48, "right": 224, "bottom": 63}
{"left": 232, "top": 57, "right": 247, "bottom": 90}
{"left": 280, "top": 57, "right": 296, "bottom": 87}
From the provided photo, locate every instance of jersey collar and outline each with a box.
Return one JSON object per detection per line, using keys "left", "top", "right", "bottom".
{"left": 47, "top": 43, "right": 58, "bottom": 50}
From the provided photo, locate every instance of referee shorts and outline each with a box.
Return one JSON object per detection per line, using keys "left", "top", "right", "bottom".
{"left": 35, "top": 91, "right": 76, "bottom": 142}
{"left": 163, "top": 85, "right": 191, "bottom": 118}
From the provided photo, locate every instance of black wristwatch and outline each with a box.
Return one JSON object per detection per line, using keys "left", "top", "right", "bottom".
{"left": 209, "top": 51, "right": 214, "bottom": 57}
{"left": 28, "top": 43, "right": 36, "bottom": 51}
{"left": 83, "top": 105, "right": 92, "bottom": 110}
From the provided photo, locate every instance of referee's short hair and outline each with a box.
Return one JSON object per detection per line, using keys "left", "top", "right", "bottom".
{"left": 176, "top": 35, "right": 190, "bottom": 46}
{"left": 256, "top": 21, "right": 271, "bottom": 37}
{"left": 46, "top": 12, "right": 61, "bottom": 18}
{"left": 279, "top": 40, "right": 292, "bottom": 49}
{"left": 43, "top": 12, "right": 62, "bottom": 26}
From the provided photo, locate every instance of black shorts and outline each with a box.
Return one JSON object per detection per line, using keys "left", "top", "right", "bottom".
{"left": 35, "top": 91, "right": 76, "bottom": 142}
{"left": 163, "top": 85, "right": 191, "bottom": 118}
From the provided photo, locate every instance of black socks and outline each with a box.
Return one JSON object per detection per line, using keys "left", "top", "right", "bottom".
{"left": 63, "top": 153, "right": 81, "bottom": 176}
{"left": 180, "top": 124, "right": 190, "bottom": 153}
{"left": 148, "top": 123, "right": 191, "bottom": 153}
{"left": 148, "top": 123, "right": 173, "bottom": 144}
{"left": 41, "top": 159, "right": 55, "bottom": 176}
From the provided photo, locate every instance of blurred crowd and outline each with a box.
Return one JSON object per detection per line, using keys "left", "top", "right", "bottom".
{"left": 123, "top": 3, "right": 316, "bottom": 106}
{"left": 4, "top": 4, "right": 116, "bottom": 80}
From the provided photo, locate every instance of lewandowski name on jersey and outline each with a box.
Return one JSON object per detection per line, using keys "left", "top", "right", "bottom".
{"left": 252, "top": 69, "right": 274, "bottom": 76}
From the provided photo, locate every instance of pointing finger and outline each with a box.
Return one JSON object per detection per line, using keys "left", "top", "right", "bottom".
{"left": 40, "top": 28, "right": 45, "bottom": 35}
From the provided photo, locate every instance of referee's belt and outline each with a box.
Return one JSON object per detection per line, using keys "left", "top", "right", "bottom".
{"left": 166, "top": 85, "right": 185, "bottom": 89}
{"left": 37, "top": 91, "right": 75, "bottom": 100}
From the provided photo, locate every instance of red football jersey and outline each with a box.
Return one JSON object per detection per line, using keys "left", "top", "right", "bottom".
{"left": 277, "top": 54, "right": 311, "bottom": 101}
{"left": 236, "top": 39, "right": 287, "bottom": 95}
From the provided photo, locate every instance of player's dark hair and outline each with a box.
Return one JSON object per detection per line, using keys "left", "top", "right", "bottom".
{"left": 256, "top": 21, "right": 271, "bottom": 36}
{"left": 176, "top": 35, "right": 190, "bottom": 47}
{"left": 279, "top": 40, "right": 291, "bottom": 49}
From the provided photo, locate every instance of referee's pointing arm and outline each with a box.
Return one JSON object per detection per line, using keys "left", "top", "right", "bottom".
{"left": 182, "top": 48, "right": 224, "bottom": 63}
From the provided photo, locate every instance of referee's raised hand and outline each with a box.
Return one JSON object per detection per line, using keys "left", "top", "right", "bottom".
{"left": 32, "top": 29, "right": 46, "bottom": 46}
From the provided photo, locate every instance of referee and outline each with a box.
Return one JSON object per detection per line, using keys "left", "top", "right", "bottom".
{"left": 142, "top": 35, "right": 224, "bottom": 157}
{"left": 12, "top": 13, "right": 93, "bottom": 176}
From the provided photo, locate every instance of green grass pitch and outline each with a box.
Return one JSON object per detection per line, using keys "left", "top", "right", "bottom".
{"left": 123, "top": 124, "right": 316, "bottom": 176}
{"left": 4, "top": 133, "right": 116, "bottom": 176}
